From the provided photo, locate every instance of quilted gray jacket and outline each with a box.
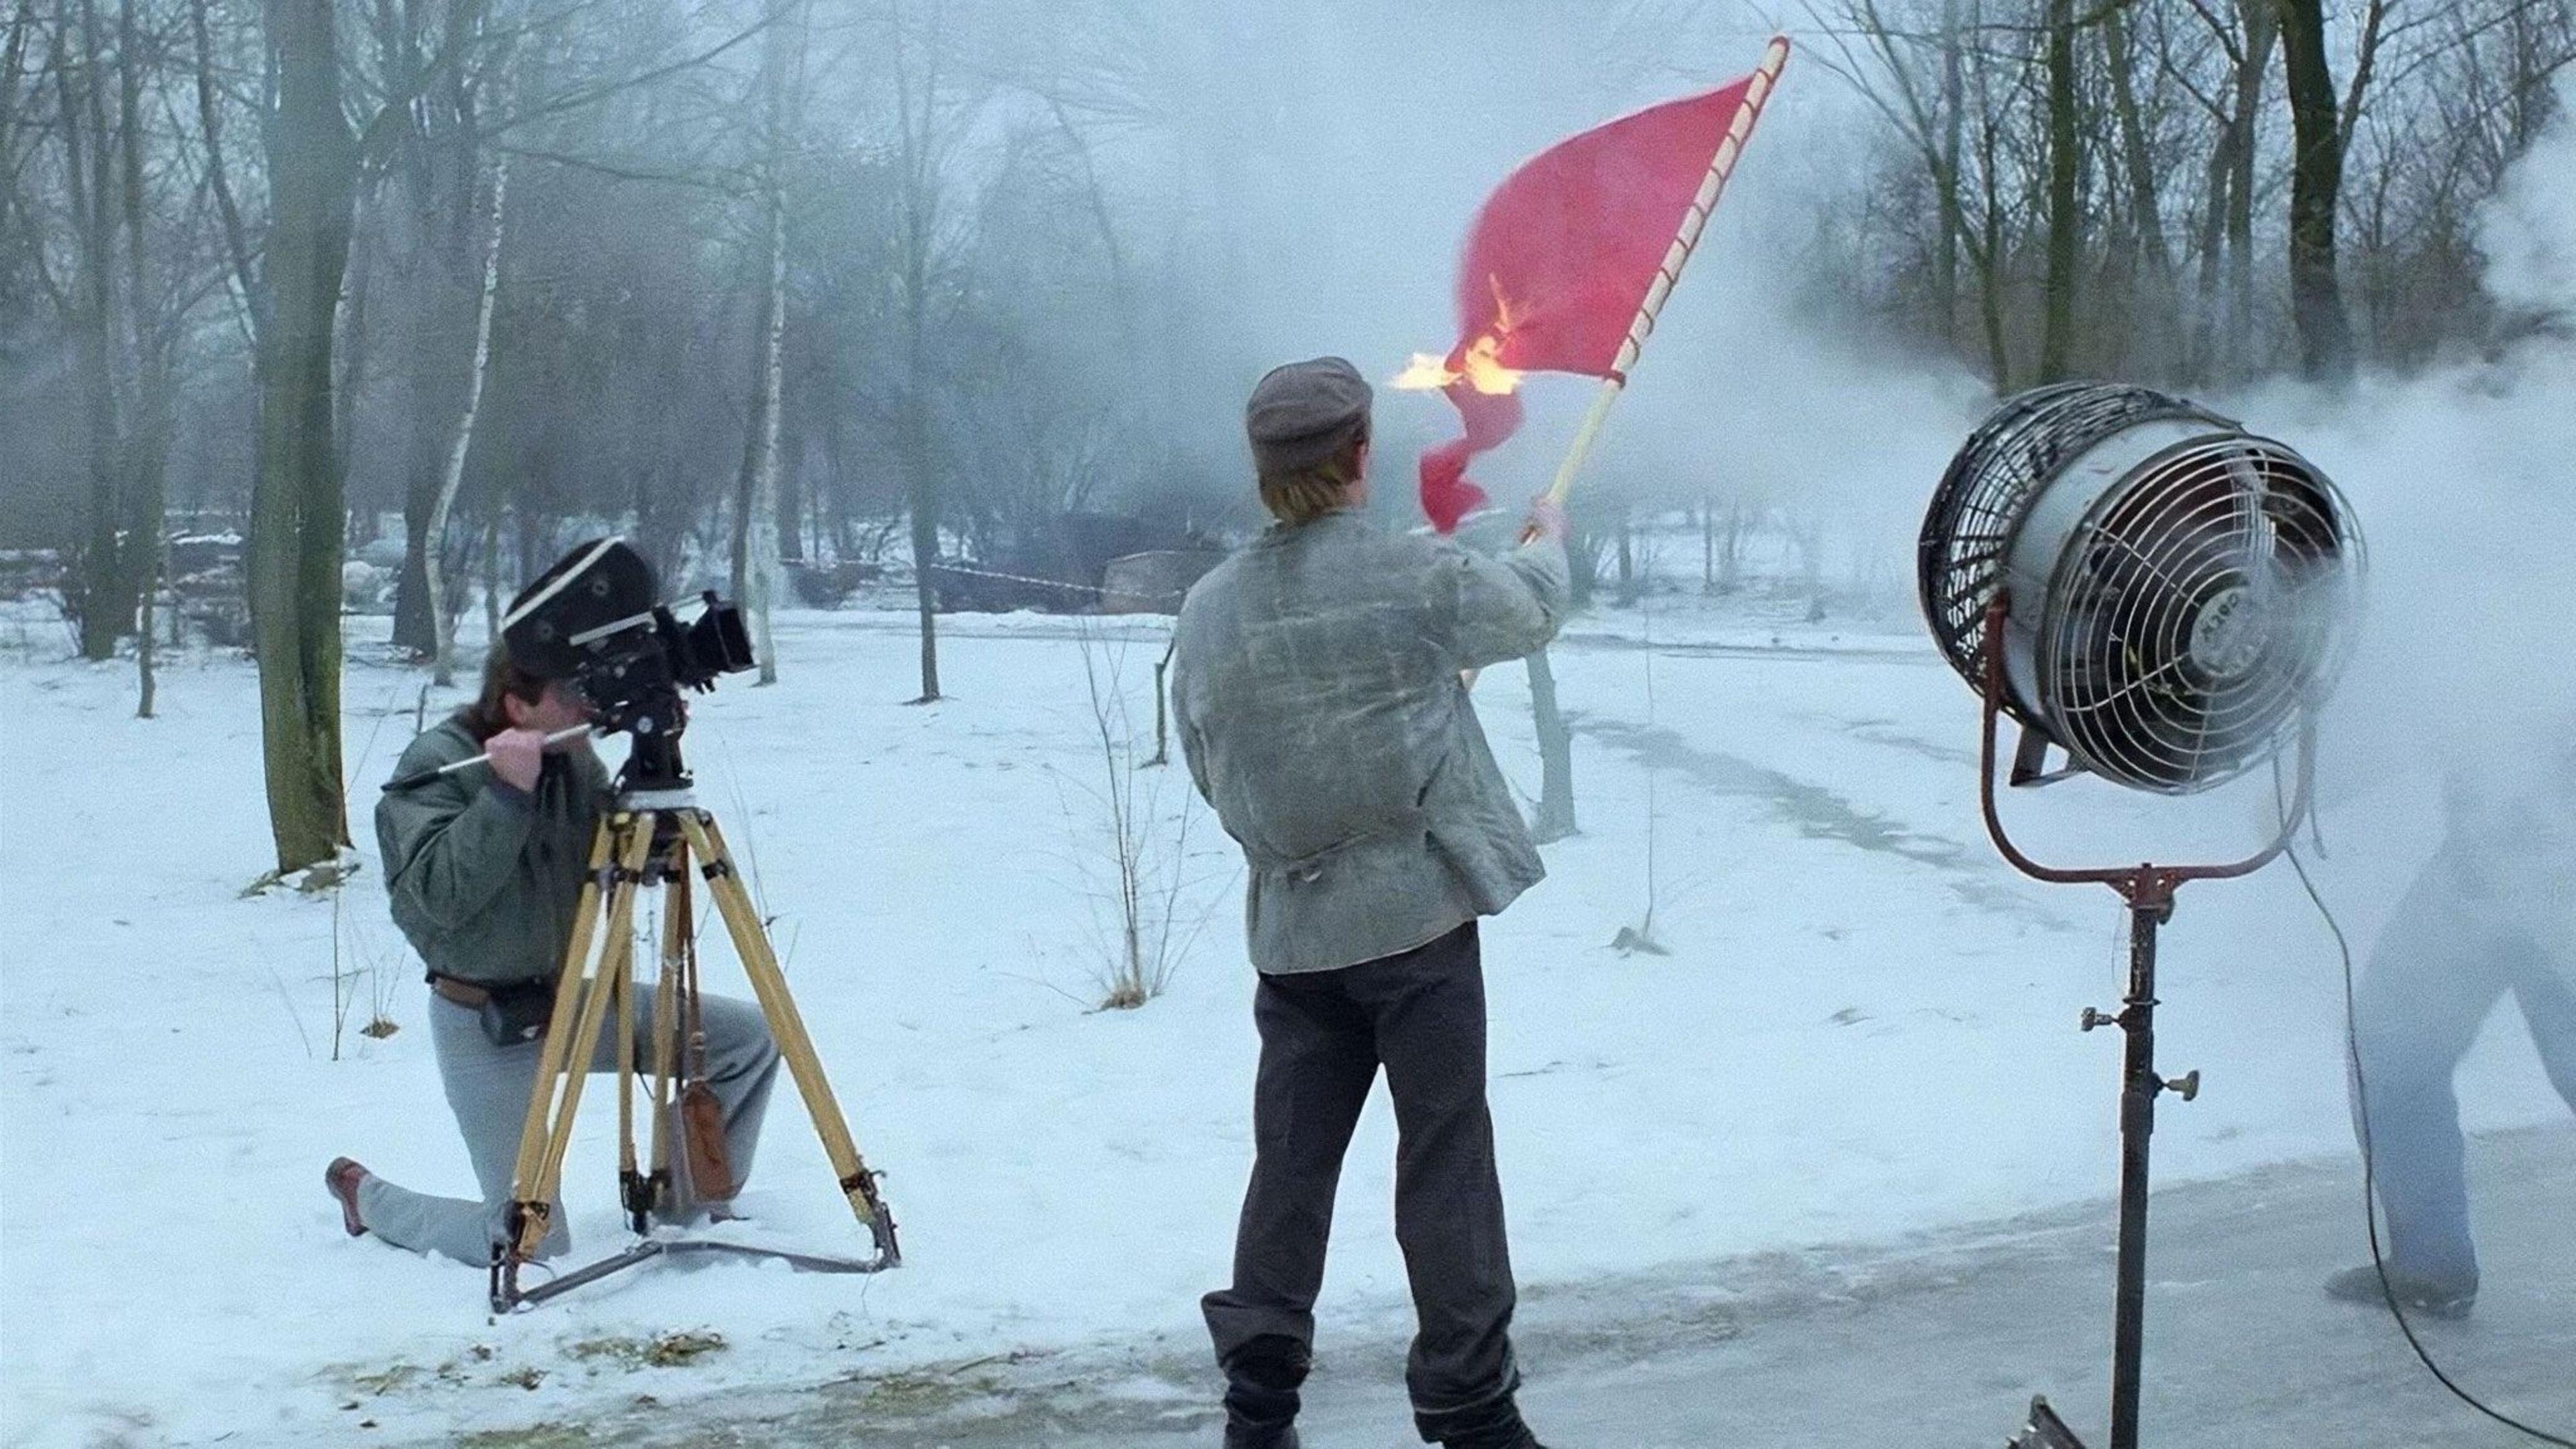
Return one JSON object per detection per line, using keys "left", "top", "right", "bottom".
{"left": 1173, "top": 509, "right": 1570, "bottom": 974}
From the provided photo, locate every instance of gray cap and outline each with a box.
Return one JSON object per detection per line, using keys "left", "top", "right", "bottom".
{"left": 1246, "top": 356, "right": 1373, "bottom": 474}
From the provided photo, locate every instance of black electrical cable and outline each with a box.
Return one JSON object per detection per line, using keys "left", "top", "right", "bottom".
{"left": 2276, "top": 758, "right": 2575, "bottom": 1447}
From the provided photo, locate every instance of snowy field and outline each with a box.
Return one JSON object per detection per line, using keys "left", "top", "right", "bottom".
{"left": 4, "top": 593, "right": 2571, "bottom": 1448}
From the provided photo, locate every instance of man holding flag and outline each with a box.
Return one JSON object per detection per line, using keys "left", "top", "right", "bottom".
{"left": 1176, "top": 357, "right": 1569, "bottom": 1449}
{"left": 1179, "top": 38, "right": 1788, "bottom": 1449}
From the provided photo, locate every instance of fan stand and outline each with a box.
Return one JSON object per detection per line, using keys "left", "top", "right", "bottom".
{"left": 1974, "top": 597, "right": 2313, "bottom": 1449}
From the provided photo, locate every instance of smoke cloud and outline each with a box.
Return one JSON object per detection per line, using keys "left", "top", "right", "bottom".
{"left": 2478, "top": 74, "right": 2576, "bottom": 321}
{"left": 2269, "top": 73, "right": 2576, "bottom": 820}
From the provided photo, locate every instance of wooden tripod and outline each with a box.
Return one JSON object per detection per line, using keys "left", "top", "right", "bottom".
{"left": 490, "top": 800, "right": 899, "bottom": 1311}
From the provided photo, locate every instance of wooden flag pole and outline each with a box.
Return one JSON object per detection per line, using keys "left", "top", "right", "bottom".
{"left": 1529, "top": 35, "right": 1792, "bottom": 533}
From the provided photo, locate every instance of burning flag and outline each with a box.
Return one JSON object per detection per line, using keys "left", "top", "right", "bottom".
{"left": 1399, "top": 41, "right": 1790, "bottom": 533}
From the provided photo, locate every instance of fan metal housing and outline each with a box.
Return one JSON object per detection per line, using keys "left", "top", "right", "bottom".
{"left": 1919, "top": 382, "right": 2363, "bottom": 794}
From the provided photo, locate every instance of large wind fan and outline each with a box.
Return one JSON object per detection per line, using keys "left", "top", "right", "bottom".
{"left": 1918, "top": 384, "right": 2365, "bottom": 1449}
{"left": 1920, "top": 382, "right": 2363, "bottom": 794}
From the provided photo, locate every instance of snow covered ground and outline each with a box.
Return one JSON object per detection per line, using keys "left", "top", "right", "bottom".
{"left": 4, "top": 595, "right": 2570, "bottom": 1448}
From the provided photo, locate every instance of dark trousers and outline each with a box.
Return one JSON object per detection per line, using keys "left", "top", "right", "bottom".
{"left": 2352, "top": 861, "right": 2576, "bottom": 1292}
{"left": 1203, "top": 922, "right": 1523, "bottom": 1444}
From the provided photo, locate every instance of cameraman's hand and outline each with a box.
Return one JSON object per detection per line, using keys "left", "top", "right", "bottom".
{"left": 486, "top": 728, "right": 546, "bottom": 794}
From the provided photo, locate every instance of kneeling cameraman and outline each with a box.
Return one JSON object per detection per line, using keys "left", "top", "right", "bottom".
{"left": 325, "top": 635, "right": 780, "bottom": 1265}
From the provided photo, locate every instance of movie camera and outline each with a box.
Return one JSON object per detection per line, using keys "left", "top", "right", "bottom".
{"left": 501, "top": 538, "right": 755, "bottom": 794}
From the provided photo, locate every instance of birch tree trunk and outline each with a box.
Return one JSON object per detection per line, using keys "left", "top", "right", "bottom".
{"left": 729, "top": 1, "right": 799, "bottom": 686}
{"left": 427, "top": 152, "right": 508, "bottom": 687}
{"left": 335, "top": 186, "right": 372, "bottom": 543}
{"left": 136, "top": 538, "right": 159, "bottom": 715}
{"left": 731, "top": 180, "right": 786, "bottom": 686}
{"left": 482, "top": 511, "right": 502, "bottom": 645}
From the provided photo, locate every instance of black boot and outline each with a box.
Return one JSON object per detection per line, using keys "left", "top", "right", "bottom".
{"left": 1220, "top": 1337, "right": 1307, "bottom": 1449}
{"left": 1421, "top": 1393, "right": 1547, "bottom": 1449}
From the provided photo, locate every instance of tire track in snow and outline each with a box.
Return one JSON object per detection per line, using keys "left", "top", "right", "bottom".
{"left": 1568, "top": 714, "right": 2065, "bottom": 928}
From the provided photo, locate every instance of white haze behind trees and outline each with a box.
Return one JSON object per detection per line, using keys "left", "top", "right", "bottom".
{"left": 2478, "top": 71, "right": 2576, "bottom": 319}
{"left": 6, "top": 0, "right": 2561, "bottom": 587}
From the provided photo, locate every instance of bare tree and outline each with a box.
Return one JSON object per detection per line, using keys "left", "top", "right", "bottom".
{"left": 2103, "top": 0, "right": 2179, "bottom": 375}
{"left": 378, "top": 0, "right": 496, "bottom": 658}
{"left": 246, "top": 0, "right": 360, "bottom": 873}
{"left": 425, "top": 149, "right": 506, "bottom": 686}
{"left": 48, "top": 0, "right": 127, "bottom": 660}
{"left": 2279, "top": 0, "right": 2357, "bottom": 378}
{"left": 1524, "top": 649, "right": 1578, "bottom": 844}
{"left": 889, "top": 0, "right": 961, "bottom": 703}
{"left": 1066, "top": 622, "right": 1211, "bottom": 1010}
{"left": 2160, "top": 0, "right": 2279, "bottom": 378}
{"left": 2038, "top": 0, "right": 2084, "bottom": 380}
{"left": 730, "top": 0, "right": 804, "bottom": 688}
{"left": 115, "top": 0, "right": 183, "bottom": 714}
{"left": 734, "top": 172, "right": 786, "bottom": 683}
{"left": 1809, "top": 0, "right": 2555, "bottom": 382}
{"left": 1807, "top": 0, "right": 2022, "bottom": 384}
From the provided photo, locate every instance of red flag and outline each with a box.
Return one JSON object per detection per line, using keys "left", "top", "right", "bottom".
{"left": 1407, "top": 76, "right": 1759, "bottom": 533}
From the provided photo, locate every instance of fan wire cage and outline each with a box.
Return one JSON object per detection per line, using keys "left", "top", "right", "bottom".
{"left": 1919, "top": 382, "right": 2363, "bottom": 794}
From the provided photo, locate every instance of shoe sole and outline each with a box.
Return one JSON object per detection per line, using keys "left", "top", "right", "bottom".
{"left": 2326, "top": 1284, "right": 2473, "bottom": 1320}
{"left": 325, "top": 1159, "right": 366, "bottom": 1237}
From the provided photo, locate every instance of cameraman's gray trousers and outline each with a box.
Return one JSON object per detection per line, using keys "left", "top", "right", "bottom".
{"left": 1203, "top": 922, "right": 1524, "bottom": 1444}
{"left": 358, "top": 991, "right": 780, "bottom": 1266}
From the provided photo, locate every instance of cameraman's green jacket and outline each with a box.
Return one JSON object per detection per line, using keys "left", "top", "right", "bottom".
{"left": 376, "top": 718, "right": 610, "bottom": 986}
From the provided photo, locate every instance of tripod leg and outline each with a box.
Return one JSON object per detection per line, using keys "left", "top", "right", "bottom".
{"left": 502, "top": 815, "right": 623, "bottom": 1274}
{"left": 646, "top": 851, "right": 686, "bottom": 1215}
{"left": 532, "top": 822, "right": 653, "bottom": 1216}
{"left": 678, "top": 812, "right": 899, "bottom": 1263}
{"left": 508, "top": 813, "right": 658, "bottom": 1265}
{"left": 616, "top": 883, "right": 645, "bottom": 1232}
